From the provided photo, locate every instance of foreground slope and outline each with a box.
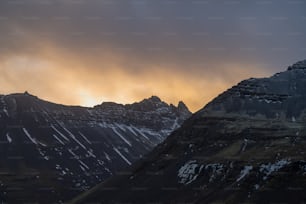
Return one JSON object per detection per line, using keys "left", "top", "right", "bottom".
{"left": 72, "top": 60, "right": 306, "bottom": 204}
{"left": 0, "top": 94, "right": 190, "bottom": 203}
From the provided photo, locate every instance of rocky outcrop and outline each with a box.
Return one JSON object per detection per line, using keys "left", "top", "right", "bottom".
{"left": 287, "top": 59, "right": 306, "bottom": 70}
{"left": 94, "top": 96, "right": 190, "bottom": 131}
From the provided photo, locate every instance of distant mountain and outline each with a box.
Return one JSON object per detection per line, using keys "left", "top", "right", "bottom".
{"left": 0, "top": 93, "right": 191, "bottom": 203}
{"left": 72, "top": 60, "right": 306, "bottom": 204}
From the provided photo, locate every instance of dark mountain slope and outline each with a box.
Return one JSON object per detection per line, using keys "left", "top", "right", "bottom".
{"left": 72, "top": 60, "right": 306, "bottom": 204}
{"left": 0, "top": 93, "right": 191, "bottom": 203}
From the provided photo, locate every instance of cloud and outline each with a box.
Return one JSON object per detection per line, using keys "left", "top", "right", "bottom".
{"left": 0, "top": 0, "right": 305, "bottom": 111}
{"left": 0, "top": 47, "right": 269, "bottom": 111}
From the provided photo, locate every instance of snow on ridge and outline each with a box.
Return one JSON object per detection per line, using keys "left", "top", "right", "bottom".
{"left": 113, "top": 147, "right": 131, "bottom": 165}
{"left": 52, "top": 134, "right": 65, "bottom": 145}
{"left": 51, "top": 125, "right": 69, "bottom": 141}
{"left": 178, "top": 161, "right": 227, "bottom": 185}
{"left": 23, "top": 128, "right": 38, "bottom": 145}
{"left": 104, "top": 152, "right": 111, "bottom": 161}
{"left": 236, "top": 165, "right": 253, "bottom": 182}
{"left": 112, "top": 127, "right": 132, "bottom": 147}
{"left": 260, "top": 159, "right": 291, "bottom": 180}
{"left": 125, "top": 126, "right": 138, "bottom": 136}
{"left": 241, "top": 139, "right": 248, "bottom": 152}
{"left": 68, "top": 149, "right": 90, "bottom": 170}
{"left": 87, "top": 149, "right": 96, "bottom": 158}
{"left": 115, "top": 123, "right": 127, "bottom": 132}
{"left": 6, "top": 133, "right": 12, "bottom": 143}
{"left": 205, "top": 163, "right": 224, "bottom": 183}
{"left": 22, "top": 128, "right": 46, "bottom": 146}
{"left": 79, "top": 131, "right": 92, "bottom": 144}
{"left": 61, "top": 126, "right": 88, "bottom": 150}
{"left": 97, "top": 121, "right": 166, "bottom": 145}
{"left": 178, "top": 160, "right": 204, "bottom": 185}
{"left": 3, "top": 108, "right": 9, "bottom": 117}
{"left": 171, "top": 118, "right": 179, "bottom": 130}
{"left": 68, "top": 149, "right": 79, "bottom": 159}
{"left": 177, "top": 159, "right": 292, "bottom": 186}
{"left": 1, "top": 97, "right": 9, "bottom": 117}
{"left": 79, "top": 160, "right": 90, "bottom": 170}
{"left": 134, "top": 128, "right": 150, "bottom": 140}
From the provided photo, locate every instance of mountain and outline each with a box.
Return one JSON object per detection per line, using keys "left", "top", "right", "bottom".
{"left": 0, "top": 93, "right": 191, "bottom": 203}
{"left": 72, "top": 60, "right": 306, "bottom": 204}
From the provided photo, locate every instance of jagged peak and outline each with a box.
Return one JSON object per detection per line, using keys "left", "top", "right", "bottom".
{"left": 177, "top": 101, "right": 189, "bottom": 112}
{"left": 287, "top": 59, "right": 306, "bottom": 70}
{"left": 200, "top": 59, "right": 306, "bottom": 119}
{"left": 176, "top": 101, "right": 192, "bottom": 118}
{"left": 95, "top": 96, "right": 191, "bottom": 116}
{"left": 146, "top": 95, "right": 162, "bottom": 103}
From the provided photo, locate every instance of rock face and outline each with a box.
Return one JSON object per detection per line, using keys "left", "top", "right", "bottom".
{"left": 73, "top": 60, "right": 306, "bottom": 204}
{"left": 0, "top": 94, "right": 191, "bottom": 203}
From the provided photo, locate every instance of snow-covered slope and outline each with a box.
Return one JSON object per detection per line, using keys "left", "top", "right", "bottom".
{"left": 0, "top": 93, "right": 191, "bottom": 203}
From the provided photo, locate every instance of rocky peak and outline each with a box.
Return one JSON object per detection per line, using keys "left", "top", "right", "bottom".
{"left": 127, "top": 96, "right": 167, "bottom": 112}
{"left": 95, "top": 96, "right": 164, "bottom": 112}
{"left": 22, "top": 91, "right": 38, "bottom": 99}
{"left": 92, "top": 96, "right": 191, "bottom": 130}
{"left": 287, "top": 59, "right": 306, "bottom": 70}
{"left": 177, "top": 101, "right": 191, "bottom": 117}
{"left": 202, "top": 59, "right": 306, "bottom": 120}
{"left": 147, "top": 95, "right": 162, "bottom": 103}
{"left": 177, "top": 101, "right": 188, "bottom": 111}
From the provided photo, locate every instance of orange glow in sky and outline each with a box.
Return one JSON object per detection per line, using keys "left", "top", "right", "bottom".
{"left": 0, "top": 51, "right": 270, "bottom": 112}
{"left": 0, "top": 0, "right": 303, "bottom": 112}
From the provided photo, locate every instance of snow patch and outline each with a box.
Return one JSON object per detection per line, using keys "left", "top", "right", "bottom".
{"left": 78, "top": 132, "right": 92, "bottom": 144}
{"left": 241, "top": 139, "right": 248, "bottom": 152}
{"left": 6, "top": 133, "right": 12, "bottom": 143}
{"left": 87, "top": 149, "right": 96, "bottom": 158}
{"left": 134, "top": 128, "right": 150, "bottom": 140}
{"left": 62, "top": 126, "right": 88, "bottom": 150}
{"left": 260, "top": 159, "right": 291, "bottom": 180}
{"left": 205, "top": 163, "right": 224, "bottom": 182}
{"left": 3, "top": 108, "right": 9, "bottom": 117}
{"left": 112, "top": 127, "right": 132, "bottom": 147}
{"left": 52, "top": 134, "right": 65, "bottom": 145}
{"left": 79, "top": 160, "right": 89, "bottom": 170}
{"left": 125, "top": 126, "right": 138, "bottom": 136}
{"left": 236, "top": 165, "right": 253, "bottom": 182}
{"left": 113, "top": 147, "right": 131, "bottom": 165}
{"left": 104, "top": 152, "right": 111, "bottom": 161}
{"left": 51, "top": 125, "right": 69, "bottom": 141}
{"left": 178, "top": 160, "right": 204, "bottom": 185}
{"left": 23, "top": 128, "right": 38, "bottom": 145}
{"left": 171, "top": 118, "right": 179, "bottom": 130}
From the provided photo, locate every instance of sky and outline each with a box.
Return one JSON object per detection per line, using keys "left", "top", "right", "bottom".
{"left": 0, "top": 0, "right": 306, "bottom": 112}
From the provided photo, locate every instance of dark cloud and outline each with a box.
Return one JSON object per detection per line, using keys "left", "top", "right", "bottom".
{"left": 0, "top": 0, "right": 306, "bottom": 111}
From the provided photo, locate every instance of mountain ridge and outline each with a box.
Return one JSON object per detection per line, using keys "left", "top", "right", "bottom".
{"left": 0, "top": 93, "right": 191, "bottom": 203}
{"left": 72, "top": 59, "right": 306, "bottom": 204}
{"left": 3, "top": 92, "right": 188, "bottom": 111}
